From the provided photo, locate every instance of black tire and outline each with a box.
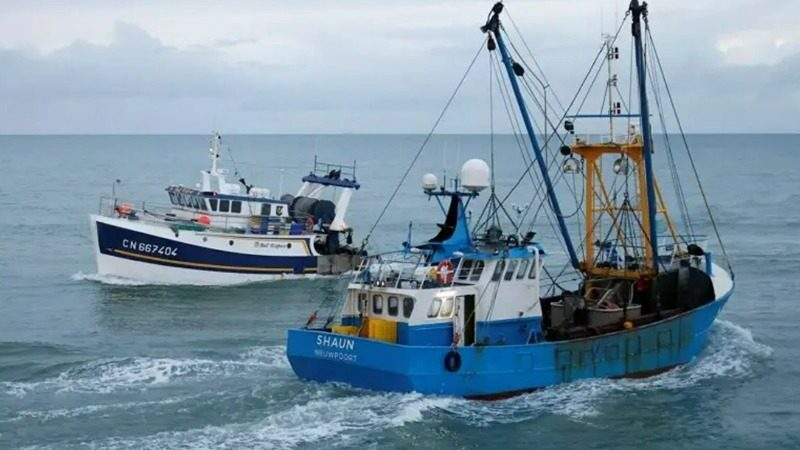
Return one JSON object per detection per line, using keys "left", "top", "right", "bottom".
{"left": 444, "top": 350, "right": 462, "bottom": 372}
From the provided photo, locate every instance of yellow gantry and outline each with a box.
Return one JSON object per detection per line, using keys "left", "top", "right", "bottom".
{"left": 571, "top": 137, "right": 678, "bottom": 280}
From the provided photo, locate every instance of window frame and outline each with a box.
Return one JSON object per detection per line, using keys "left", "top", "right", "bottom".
{"left": 219, "top": 199, "right": 230, "bottom": 213}
{"left": 261, "top": 203, "right": 271, "bottom": 216}
{"left": 517, "top": 259, "right": 529, "bottom": 280}
{"left": 427, "top": 298, "right": 442, "bottom": 318}
{"left": 439, "top": 297, "right": 454, "bottom": 318}
{"left": 492, "top": 260, "right": 506, "bottom": 281}
{"left": 470, "top": 260, "right": 485, "bottom": 281}
{"left": 402, "top": 297, "right": 414, "bottom": 318}
{"left": 357, "top": 293, "right": 367, "bottom": 313}
{"left": 372, "top": 294, "right": 384, "bottom": 315}
{"left": 209, "top": 198, "right": 218, "bottom": 211}
{"left": 387, "top": 296, "right": 399, "bottom": 316}
{"left": 457, "top": 260, "right": 473, "bottom": 281}
{"left": 504, "top": 260, "right": 518, "bottom": 281}
{"left": 529, "top": 259, "right": 538, "bottom": 279}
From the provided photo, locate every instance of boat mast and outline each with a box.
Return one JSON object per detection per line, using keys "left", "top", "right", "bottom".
{"left": 482, "top": 2, "right": 580, "bottom": 270}
{"left": 630, "top": 0, "right": 659, "bottom": 274}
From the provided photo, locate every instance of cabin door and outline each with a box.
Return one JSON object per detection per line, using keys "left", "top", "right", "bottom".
{"left": 453, "top": 295, "right": 476, "bottom": 346}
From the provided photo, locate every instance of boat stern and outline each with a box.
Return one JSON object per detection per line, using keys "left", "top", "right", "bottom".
{"left": 287, "top": 328, "right": 420, "bottom": 393}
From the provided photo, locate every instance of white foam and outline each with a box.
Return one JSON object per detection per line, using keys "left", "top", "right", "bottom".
{"left": 2, "top": 348, "right": 289, "bottom": 397}
{"left": 71, "top": 271, "right": 323, "bottom": 287}
{"left": 71, "top": 271, "right": 154, "bottom": 286}
{"left": 70, "top": 391, "right": 454, "bottom": 449}
{"left": 445, "top": 319, "right": 773, "bottom": 425}
{"left": 238, "top": 346, "right": 290, "bottom": 370}
{"left": 4, "top": 394, "right": 200, "bottom": 423}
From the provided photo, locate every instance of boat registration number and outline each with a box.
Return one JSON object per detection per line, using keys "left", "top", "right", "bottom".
{"left": 122, "top": 239, "right": 178, "bottom": 257}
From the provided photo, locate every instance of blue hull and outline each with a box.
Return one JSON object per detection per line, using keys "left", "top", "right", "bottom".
{"left": 96, "top": 220, "right": 317, "bottom": 275}
{"left": 287, "top": 293, "right": 730, "bottom": 398}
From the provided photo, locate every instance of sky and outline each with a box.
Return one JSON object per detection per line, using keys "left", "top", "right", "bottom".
{"left": 0, "top": 0, "right": 798, "bottom": 134}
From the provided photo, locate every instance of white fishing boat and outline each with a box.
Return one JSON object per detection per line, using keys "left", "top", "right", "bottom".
{"left": 89, "top": 133, "right": 361, "bottom": 285}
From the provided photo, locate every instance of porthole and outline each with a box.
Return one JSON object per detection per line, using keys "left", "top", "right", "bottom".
{"left": 287, "top": 243, "right": 292, "bottom": 249}
{"left": 229, "top": 240, "right": 234, "bottom": 246}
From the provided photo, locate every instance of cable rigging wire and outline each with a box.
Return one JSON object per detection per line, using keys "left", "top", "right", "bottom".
{"left": 361, "top": 39, "right": 487, "bottom": 248}
{"left": 645, "top": 25, "right": 733, "bottom": 275}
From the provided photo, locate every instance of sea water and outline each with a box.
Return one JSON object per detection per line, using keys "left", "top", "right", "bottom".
{"left": 0, "top": 134, "right": 796, "bottom": 448}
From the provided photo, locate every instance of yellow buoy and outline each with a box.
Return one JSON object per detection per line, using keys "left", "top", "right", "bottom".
{"left": 623, "top": 321, "right": 634, "bottom": 330}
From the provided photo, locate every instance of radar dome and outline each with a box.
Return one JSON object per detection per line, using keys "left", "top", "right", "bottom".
{"left": 422, "top": 173, "right": 439, "bottom": 192}
{"left": 460, "top": 159, "right": 490, "bottom": 192}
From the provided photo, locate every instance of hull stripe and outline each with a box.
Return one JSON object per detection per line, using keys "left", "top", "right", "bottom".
{"left": 110, "top": 249, "right": 317, "bottom": 273}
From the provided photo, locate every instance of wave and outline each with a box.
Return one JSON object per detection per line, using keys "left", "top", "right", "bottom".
{"left": 1, "top": 346, "right": 289, "bottom": 398}
{"left": 71, "top": 271, "right": 331, "bottom": 287}
{"left": 66, "top": 392, "right": 454, "bottom": 450}
{"left": 442, "top": 319, "right": 772, "bottom": 425}
{"left": 71, "top": 272, "right": 155, "bottom": 286}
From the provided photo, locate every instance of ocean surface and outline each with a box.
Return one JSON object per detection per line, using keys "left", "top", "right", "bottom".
{"left": 0, "top": 134, "right": 796, "bottom": 449}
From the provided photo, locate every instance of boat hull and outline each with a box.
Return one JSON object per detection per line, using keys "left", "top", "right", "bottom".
{"left": 90, "top": 214, "right": 333, "bottom": 285}
{"left": 287, "top": 291, "right": 731, "bottom": 398}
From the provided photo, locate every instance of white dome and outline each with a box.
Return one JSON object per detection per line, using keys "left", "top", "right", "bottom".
{"left": 460, "top": 159, "right": 490, "bottom": 192}
{"left": 422, "top": 173, "right": 439, "bottom": 192}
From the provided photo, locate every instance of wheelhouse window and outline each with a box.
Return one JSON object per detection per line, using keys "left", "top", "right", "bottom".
{"left": 517, "top": 259, "right": 529, "bottom": 280}
{"left": 231, "top": 201, "right": 242, "bottom": 214}
{"left": 192, "top": 196, "right": 201, "bottom": 209}
{"left": 457, "top": 260, "right": 473, "bottom": 281}
{"left": 261, "top": 203, "right": 271, "bottom": 216}
{"left": 219, "top": 200, "right": 230, "bottom": 213}
{"left": 529, "top": 260, "right": 538, "bottom": 279}
{"left": 402, "top": 297, "right": 414, "bottom": 318}
{"left": 209, "top": 198, "right": 218, "bottom": 211}
{"left": 439, "top": 297, "right": 454, "bottom": 318}
{"left": 372, "top": 295, "right": 383, "bottom": 314}
{"left": 470, "top": 261, "right": 485, "bottom": 281}
{"left": 504, "top": 260, "right": 518, "bottom": 281}
{"left": 492, "top": 260, "right": 506, "bottom": 281}
{"left": 388, "top": 296, "right": 399, "bottom": 316}
{"left": 427, "top": 298, "right": 442, "bottom": 318}
{"left": 169, "top": 192, "right": 177, "bottom": 205}
{"left": 198, "top": 197, "right": 208, "bottom": 211}
{"left": 357, "top": 293, "right": 367, "bottom": 313}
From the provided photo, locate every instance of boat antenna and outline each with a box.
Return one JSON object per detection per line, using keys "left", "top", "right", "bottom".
{"left": 629, "top": 0, "right": 660, "bottom": 274}
{"left": 481, "top": 2, "right": 581, "bottom": 270}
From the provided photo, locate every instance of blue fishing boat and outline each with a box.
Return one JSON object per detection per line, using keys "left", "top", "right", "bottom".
{"left": 287, "top": 1, "right": 734, "bottom": 398}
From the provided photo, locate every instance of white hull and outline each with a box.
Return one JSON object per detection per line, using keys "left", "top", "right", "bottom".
{"left": 92, "top": 251, "right": 313, "bottom": 285}
{"left": 90, "top": 214, "right": 326, "bottom": 286}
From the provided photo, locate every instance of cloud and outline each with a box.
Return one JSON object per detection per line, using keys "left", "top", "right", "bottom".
{"left": 0, "top": 0, "right": 798, "bottom": 133}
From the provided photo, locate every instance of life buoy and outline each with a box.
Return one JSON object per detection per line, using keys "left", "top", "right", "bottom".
{"left": 436, "top": 260, "right": 455, "bottom": 285}
{"left": 444, "top": 350, "right": 462, "bottom": 372}
{"left": 305, "top": 216, "right": 315, "bottom": 232}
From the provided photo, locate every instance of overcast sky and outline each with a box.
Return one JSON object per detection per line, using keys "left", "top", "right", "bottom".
{"left": 1, "top": 0, "right": 798, "bottom": 134}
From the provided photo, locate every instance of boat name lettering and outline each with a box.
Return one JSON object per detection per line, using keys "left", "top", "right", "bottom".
{"left": 255, "top": 241, "right": 292, "bottom": 249}
{"left": 316, "top": 335, "right": 355, "bottom": 351}
{"left": 122, "top": 239, "right": 178, "bottom": 257}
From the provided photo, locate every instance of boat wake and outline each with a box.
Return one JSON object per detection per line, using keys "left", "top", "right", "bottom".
{"left": 68, "top": 392, "right": 456, "bottom": 450}
{"left": 71, "top": 271, "right": 155, "bottom": 286}
{"left": 1, "top": 346, "right": 289, "bottom": 398}
{"left": 5, "top": 322, "right": 770, "bottom": 449}
{"left": 71, "top": 271, "right": 324, "bottom": 287}
{"left": 442, "top": 319, "right": 772, "bottom": 425}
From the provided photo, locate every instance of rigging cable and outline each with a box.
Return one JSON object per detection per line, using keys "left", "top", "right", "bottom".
{"left": 645, "top": 25, "right": 734, "bottom": 276}
{"left": 361, "top": 39, "right": 487, "bottom": 248}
